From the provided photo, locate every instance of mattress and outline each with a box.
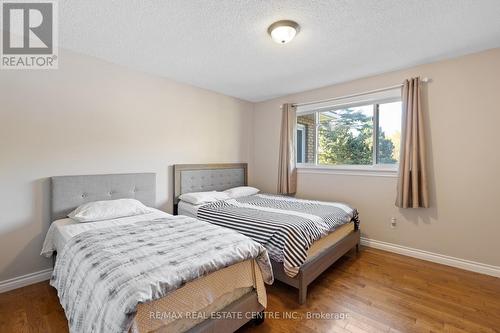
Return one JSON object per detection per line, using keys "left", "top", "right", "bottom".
{"left": 132, "top": 259, "right": 266, "bottom": 333}
{"left": 306, "top": 222, "right": 355, "bottom": 260}
{"left": 178, "top": 200, "right": 356, "bottom": 262}
{"left": 41, "top": 211, "right": 267, "bottom": 333}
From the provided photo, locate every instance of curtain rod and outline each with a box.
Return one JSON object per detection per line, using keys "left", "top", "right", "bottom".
{"left": 289, "top": 77, "right": 430, "bottom": 108}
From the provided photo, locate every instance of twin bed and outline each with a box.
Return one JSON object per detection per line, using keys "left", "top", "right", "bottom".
{"left": 42, "top": 173, "right": 271, "bottom": 333}
{"left": 43, "top": 165, "right": 360, "bottom": 333}
{"left": 173, "top": 163, "right": 360, "bottom": 304}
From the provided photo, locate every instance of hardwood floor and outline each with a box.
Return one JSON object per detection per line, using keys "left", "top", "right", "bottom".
{"left": 1, "top": 247, "right": 499, "bottom": 333}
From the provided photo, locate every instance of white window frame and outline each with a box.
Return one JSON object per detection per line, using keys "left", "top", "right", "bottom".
{"left": 295, "top": 88, "right": 401, "bottom": 177}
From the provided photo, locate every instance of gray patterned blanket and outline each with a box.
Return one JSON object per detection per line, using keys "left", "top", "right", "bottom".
{"left": 197, "top": 194, "right": 359, "bottom": 277}
{"left": 50, "top": 216, "right": 273, "bottom": 333}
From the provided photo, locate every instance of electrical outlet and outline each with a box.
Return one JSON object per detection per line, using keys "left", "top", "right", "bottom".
{"left": 390, "top": 217, "right": 397, "bottom": 228}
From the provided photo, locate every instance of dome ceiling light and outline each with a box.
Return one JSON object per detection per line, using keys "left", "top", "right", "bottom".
{"left": 267, "top": 20, "right": 300, "bottom": 44}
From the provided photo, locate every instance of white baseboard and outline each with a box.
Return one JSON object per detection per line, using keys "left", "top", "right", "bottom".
{"left": 0, "top": 268, "right": 53, "bottom": 293}
{"left": 361, "top": 237, "right": 500, "bottom": 278}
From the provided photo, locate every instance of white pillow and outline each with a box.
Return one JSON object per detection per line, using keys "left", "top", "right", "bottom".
{"left": 178, "top": 191, "right": 230, "bottom": 205}
{"left": 68, "top": 198, "right": 154, "bottom": 222}
{"left": 224, "top": 186, "right": 260, "bottom": 199}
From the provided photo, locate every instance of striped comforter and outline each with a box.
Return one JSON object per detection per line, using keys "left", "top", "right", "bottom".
{"left": 197, "top": 194, "right": 359, "bottom": 277}
{"left": 50, "top": 216, "right": 272, "bottom": 333}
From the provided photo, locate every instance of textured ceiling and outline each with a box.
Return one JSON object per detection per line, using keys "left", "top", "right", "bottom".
{"left": 59, "top": 0, "right": 500, "bottom": 102}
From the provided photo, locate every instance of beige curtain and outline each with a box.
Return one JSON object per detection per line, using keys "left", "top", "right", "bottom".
{"left": 277, "top": 103, "right": 297, "bottom": 195}
{"left": 396, "top": 77, "right": 429, "bottom": 208}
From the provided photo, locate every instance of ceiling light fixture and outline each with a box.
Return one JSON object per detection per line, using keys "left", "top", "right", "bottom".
{"left": 267, "top": 20, "right": 300, "bottom": 44}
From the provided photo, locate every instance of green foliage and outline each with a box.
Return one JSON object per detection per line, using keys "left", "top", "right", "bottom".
{"left": 377, "top": 130, "right": 397, "bottom": 164}
{"left": 318, "top": 109, "right": 396, "bottom": 165}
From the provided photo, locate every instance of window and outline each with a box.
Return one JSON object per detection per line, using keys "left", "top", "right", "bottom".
{"left": 296, "top": 124, "right": 306, "bottom": 163}
{"left": 295, "top": 89, "right": 402, "bottom": 171}
{"left": 296, "top": 114, "right": 315, "bottom": 163}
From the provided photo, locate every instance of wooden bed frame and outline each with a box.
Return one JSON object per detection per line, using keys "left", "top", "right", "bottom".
{"left": 50, "top": 173, "right": 264, "bottom": 333}
{"left": 173, "top": 163, "right": 360, "bottom": 304}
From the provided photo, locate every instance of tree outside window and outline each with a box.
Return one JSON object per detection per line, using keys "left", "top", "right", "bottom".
{"left": 297, "top": 101, "right": 401, "bottom": 167}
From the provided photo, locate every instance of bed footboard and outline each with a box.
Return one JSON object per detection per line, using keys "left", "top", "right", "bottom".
{"left": 271, "top": 229, "right": 360, "bottom": 304}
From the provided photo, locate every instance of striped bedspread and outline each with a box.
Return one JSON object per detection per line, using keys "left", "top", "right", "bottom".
{"left": 50, "top": 216, "right": 272, "bottom": 333}
{"left": 197, "top": 194, "right": 359, "bottom": 278}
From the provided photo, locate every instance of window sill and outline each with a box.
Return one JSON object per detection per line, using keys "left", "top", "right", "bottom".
{"left": 296, "top": 164, "right": 398, "bottom": 178}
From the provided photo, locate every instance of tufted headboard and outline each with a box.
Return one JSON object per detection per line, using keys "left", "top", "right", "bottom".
{"left": 51, "top": 173, "right": 156, "bottom": 221}
{"left": 173, "top": 163, "right": 247, "bottom": 213}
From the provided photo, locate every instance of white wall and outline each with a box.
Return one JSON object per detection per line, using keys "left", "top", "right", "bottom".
{"left": 251, "top": 48, "right": 500, "bottom": 267}
{"left": 0, "top": 50, "right": 254, "bottom": 281}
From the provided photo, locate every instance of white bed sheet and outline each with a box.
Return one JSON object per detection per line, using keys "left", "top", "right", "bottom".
{"left": 41, "top": 208, "right": 171, "bottom": 257}
{"left": 177, "top": 200, "right": 202, "bottom": 218}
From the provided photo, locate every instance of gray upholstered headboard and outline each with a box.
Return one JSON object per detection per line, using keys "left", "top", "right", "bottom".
{"left": 173, "top": 163, "right": 247, "bottom": 213}
{"left": 51, "top": 173, "right": 156, "bottom": 221}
